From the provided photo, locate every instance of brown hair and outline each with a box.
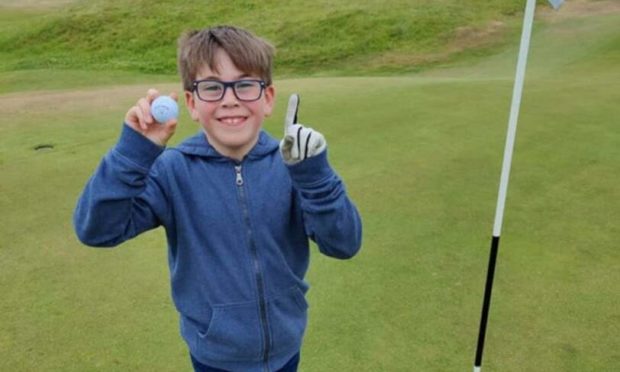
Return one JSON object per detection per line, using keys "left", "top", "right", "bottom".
{"left": 177, "top": 25, "right": 275, "bottom": 91}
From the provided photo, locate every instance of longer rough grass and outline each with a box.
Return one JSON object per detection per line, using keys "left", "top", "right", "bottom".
{"left": 0, "top": 0, "right": 525, "bottom": 76}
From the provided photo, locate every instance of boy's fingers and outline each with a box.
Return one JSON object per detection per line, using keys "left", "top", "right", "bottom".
{"left": 290, "top": 126, "right": 301, "bottom": 160}
{"left": 147, "top": 88, "right": 160, "bottom": 102}
{"left": 138, "top": 97, "right": 153, "bottom": 125}
{"left": 145, "top": 89, "right": 159, "bottom": 124}
{"left": 132, "top": 106, "right": 147, "bottom": 131}
{"left": 284, "top": 93, "right": 300, "bottom": 134}
{"left": 169, "top": 92, "right": 179, "bottom": 102}
{"left": 163, "top": 118, "right": 178, "bottom": 129}
{"left": 281, "top": 136, "right": 294, "bottom": 159}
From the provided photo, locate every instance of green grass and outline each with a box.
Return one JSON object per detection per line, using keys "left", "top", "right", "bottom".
{"left": 0, "top": 69, "right": 178, "bottom": 95}
{"left": 0, "top": 0, "right": 525, "bottom": 77}
{"left": 1, "top": 2, "right": 619, "bottom": 372}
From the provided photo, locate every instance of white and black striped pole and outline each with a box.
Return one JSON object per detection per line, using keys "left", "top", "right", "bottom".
{"left": 473, "top": 1, "right": 563, "bottom": 371}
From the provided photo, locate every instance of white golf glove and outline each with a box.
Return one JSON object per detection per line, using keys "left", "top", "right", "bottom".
{"left": 279, "top": 94, "right": 327, "bottom": 165}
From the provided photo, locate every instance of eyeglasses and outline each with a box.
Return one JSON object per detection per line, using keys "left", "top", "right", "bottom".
{"left": 192, "top": 79, "right": 266, "bottom": 102}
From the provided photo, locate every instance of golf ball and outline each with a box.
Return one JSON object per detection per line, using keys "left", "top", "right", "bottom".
{"left": 151, "top": 96, "right": 179, "bottom": 124}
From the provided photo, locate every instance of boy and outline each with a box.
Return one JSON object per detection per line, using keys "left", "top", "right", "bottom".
{"left": 74, "top": 25, "right": 362, "bottom": 372}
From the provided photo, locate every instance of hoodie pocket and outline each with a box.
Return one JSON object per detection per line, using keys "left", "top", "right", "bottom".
{"left": 200, "top": 302, "right": 263, "bottom": 362}
{"left": 268, "top": 286, "right": 309, "bottom": 356}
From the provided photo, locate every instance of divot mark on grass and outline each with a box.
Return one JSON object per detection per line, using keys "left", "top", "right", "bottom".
{"left": 33, "top": 143, "right": 54, "bottom": 152}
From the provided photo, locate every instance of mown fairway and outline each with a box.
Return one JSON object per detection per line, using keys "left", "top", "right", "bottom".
{"left": 1, "top": 2, "right": 619, "bottom": 371}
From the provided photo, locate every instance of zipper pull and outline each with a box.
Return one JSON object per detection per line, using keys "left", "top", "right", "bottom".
{"left": 234, "top": 165, "right": 244, "bottom": 186}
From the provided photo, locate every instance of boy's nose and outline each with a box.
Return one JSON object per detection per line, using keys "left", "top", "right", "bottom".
{"left": 221, "top": 86, "right": 239, "bottom": 106}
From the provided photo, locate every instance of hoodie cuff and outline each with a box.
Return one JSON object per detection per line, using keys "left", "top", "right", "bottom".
{"left": 286, "top": 150, "right": 335, "bottom": 187}
{"left": 113, "top": 123, "right": 165, "bottom": 170}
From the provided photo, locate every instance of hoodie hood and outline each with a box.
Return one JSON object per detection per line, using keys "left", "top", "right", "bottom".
{"left": 175, "top": 130, "right": 280, "bottom": 160}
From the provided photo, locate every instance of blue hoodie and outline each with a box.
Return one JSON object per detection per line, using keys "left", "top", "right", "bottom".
{"left": 74, "top": 124, "right": 362, "bottom": 371}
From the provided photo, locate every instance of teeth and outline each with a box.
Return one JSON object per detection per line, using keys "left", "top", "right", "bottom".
{"left": 220, "top": 117, "right": 245, "bottom": 125}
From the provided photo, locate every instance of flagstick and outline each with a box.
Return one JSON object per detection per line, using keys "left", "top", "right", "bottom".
{"left": 473, "top": 1, "right": 564, "bottom": 370}
{"left": 473, "top": 0, "right": 537, "bottom": 370}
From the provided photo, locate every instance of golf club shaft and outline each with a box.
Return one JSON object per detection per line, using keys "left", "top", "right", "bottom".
{"left": 474, "top": 0, "right": 537, "bottom": 370}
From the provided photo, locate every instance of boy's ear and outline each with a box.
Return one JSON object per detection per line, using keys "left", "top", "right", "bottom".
{"left": 185, "top": 91, "right": 200, "bottom": 121}
{"left": 263, "top": 85, "right": 276, "bottom": 117}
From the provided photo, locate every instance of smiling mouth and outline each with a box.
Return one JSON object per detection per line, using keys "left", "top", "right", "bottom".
{"left": 218, "top": 116, "right": 247, "bottom": 126}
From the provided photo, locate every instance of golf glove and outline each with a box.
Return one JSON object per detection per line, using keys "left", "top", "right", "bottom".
{"left": 280, "top": 94, "right": 327, "bottom": 165}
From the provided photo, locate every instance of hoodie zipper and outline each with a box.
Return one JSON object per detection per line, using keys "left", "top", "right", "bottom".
{"left": 234, "top": 164, "right": 271, "bottom": 372}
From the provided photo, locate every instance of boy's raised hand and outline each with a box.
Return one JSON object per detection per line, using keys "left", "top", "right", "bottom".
{"left": 280, "top": 94, "right": 327, "bottom": 165}
{"left": 124, "top": 89, "right": 178, "bottom": 146}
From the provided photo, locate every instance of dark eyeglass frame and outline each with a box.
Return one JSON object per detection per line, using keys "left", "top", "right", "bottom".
{"left": 192, "top": 79, "right": 267, "bottom": 102}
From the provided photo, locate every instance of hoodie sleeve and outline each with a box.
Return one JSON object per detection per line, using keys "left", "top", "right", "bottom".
{"left": 285, "top": 150, "right": 362, "bottom": 259}
{"left": 73, "top": 124, "right": 170, "bottom": 247}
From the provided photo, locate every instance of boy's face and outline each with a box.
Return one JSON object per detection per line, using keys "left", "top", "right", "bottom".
{"left": 185, "top": 48, "right": 275, "bottom": 160}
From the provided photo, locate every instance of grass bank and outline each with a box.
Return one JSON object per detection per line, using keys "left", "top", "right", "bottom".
{"left": 0, "top": 0, "right": 526, "bottom": 77}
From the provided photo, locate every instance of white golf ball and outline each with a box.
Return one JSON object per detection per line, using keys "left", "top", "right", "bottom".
{"left": 151, "top": 96, "right": 179, "bottom": 124}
